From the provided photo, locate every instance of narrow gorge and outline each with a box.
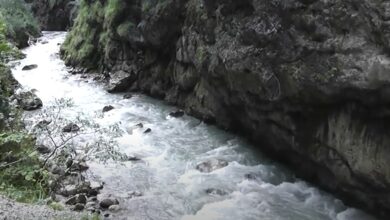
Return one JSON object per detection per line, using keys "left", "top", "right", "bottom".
{"left": 0, "top": 0, "right": 389, "bottom": 219}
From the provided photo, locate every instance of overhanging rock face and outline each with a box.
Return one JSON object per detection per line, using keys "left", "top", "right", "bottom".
{"left": 61, "top": 0, "right": 390, "bottom": 218}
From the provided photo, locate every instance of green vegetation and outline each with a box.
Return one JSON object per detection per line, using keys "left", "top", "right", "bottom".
{"left": 0, "top": 133, "right": 49, "bottom": 203}
{"left": 0, "top": 0, "right": 40, "bottom": 47}
{"left": 0, "top": 10, "right": 48, "bottom": 204}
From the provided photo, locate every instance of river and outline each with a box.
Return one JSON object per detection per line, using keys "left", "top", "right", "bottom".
{"left": 10, "top": 32, "right": 376, "bottom": 220}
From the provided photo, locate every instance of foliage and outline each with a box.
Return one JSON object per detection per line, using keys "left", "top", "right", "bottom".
{"left": 0, "top": 132, "right": 49, "bottom": 203}
{"left": 0, "top": 0, "right": 40, "bottom": 47}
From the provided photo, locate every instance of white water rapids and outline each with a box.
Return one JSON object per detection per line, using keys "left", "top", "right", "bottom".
{"left": 11, "top": 32, "right": 377, "bottom": 220}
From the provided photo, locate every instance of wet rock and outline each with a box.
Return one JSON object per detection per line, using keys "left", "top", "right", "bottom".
{"left": 108, "top": 205, "right": 120, "bottom": 212}
{"left": 106, "top": 70, "right": 136, "bottom": 93}
{"left": 72, "top": 203, "right": 85, "bottom": 211}
{"left": 127, "top": 156, "right": 141, "bottom": 162}
{"left": 244, "top": 173, "right": 257, "bottom": 180}
{"left": 135, "top": 123, "right": 143, "bottom": 128}
{"left": 99, "top": 198, "right": 119, "bottom": 209}
{"left": 143, "top": 128, "right": 152, "bottom": 134}
{"left": 104, "top": 213, "right": 110, "bottom": 218}
{"left": 127, "top": 191, "right": 142, "bottom": 198}
{"left": 65, "top": 194, "right": 87, "bottom": 205}
{"left": 14, "top": 90, "right": 43, "bottom": 111}
{"left": 62, "top": 123, "right": 80, "bottom": 132}
{"left": 35, "top": 119, "right": 52, "bottom": 128}
{"left": 69, "top": 160, "right": 89, "bottom": 172}
{"left": 36, "top": 145, "right": 50, "bottom": 154}
{"left": 123, "top": 94, "right": 133, "bottom": 99}
{"left": 102, "top": 105, "right": 115, "bottom": 112}
{"left": 169, "top": 110, "right": 185, "bottom": 118}
{"left": 196, "top": 159, "right": 229, "bottom": 173}
{"left": 50, "top": 165, "right": 65, "bottom": 176}
{"left": 80, "top": 75, "right": 88, "bottom": 79}
{"left": 85, "top": 201, "right": 97, "bottom": 209}
{"left": 22, "top": 64, "right": 38, "bottom": 71}
{"left": 205, "top": 188, "right": 227, "bottom": 196}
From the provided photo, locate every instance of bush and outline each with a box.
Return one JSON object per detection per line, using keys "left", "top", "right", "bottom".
{"left": 0, "top": 133, "right": 49, "bottom": 203}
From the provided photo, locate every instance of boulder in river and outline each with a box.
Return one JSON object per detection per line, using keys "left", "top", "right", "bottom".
{"left": 123, "top": 94, "right": 133, "bottom": 99}
{"left": 102, "top": 105, "right": 115, "bottom": 112}
{"left": 196, "top": 159, "right": 229, "bottom": 173}
{"left": 106, "top": 70, "right": 136, "bottom": 93}
{"left": 14, "top": 90, "right": 43, "bottom": 111}
{"left": 62, "top": 123, "right": 80, "bottom": 132}
{"left": 169, "top": 110, "right": 185, "bottom": 118}
{"left": 143, "top": 128, "right": 152, "bottom": 134}
{"left": 22, "top": 64, "right": 38, "bottom": 71}
{"left": 205, "top": 188, "right": 228, "bottom": 196}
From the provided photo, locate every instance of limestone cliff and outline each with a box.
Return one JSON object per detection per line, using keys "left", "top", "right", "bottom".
{"left": 61, "top": 0, "right": 390, "bottom": 218}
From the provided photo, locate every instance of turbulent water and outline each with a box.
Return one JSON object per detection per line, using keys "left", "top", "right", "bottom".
{"left": 11, "top": 32, "right": 377, "bottom": 220}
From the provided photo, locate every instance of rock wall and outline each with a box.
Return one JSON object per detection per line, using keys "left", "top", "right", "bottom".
{"left": 61, "top": 0, "right": 390, "bottom": 218}
{"left": 25, "top": 0, "right": 79, "bottom": 31}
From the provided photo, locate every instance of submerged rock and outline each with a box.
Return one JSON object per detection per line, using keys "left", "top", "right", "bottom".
{"left": 196, "top": 159, "right": 228, "bottom": 173}
{"left": 143, "top": 128, "right": 152, "bottom": 134}
{"left": 123, "top": 94, "right": 133, "bottom": 99}
{"left": 22, "top": 64, "right": 38, "bottom": 71}
{"left": 102, "top": 105, "right": 115, "bottom": 112}
{"left": 169, "top": 110, "right": 185, "bottom": 118}
{"left": 62, "top": 123, "right": 80, "bottom": 132}
{"left": 205, "top": 188, "right": 227, "bottom": 196}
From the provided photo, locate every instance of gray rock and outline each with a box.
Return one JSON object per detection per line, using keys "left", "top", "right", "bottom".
{"left": 106, "top": 70, "right": 136, "bottom": 93}
{"left": 169, "top": 110, "right": 185, "bottom": 118}
{"left": 71, "top": 203, "right": 85, "bottom": 211}
{"left": 14, "top": 90, "right": 43, "bottom": 111}
{"left": 108, "top": 205, "right": 120, "bottom": 212}
{"left": 102, "top": 105, "right": 115, "bottom": 112}
{"left": 36, "top": 145, "right": 50, "bottom": 154}
{"left": 99, "top": 198, "right": 119, "bottom": 209}
{"left": 22, "top": 64, "right": 38, "bottom": 71}
{"left": 65, "top": 194, "right": 87, "bottom": 205}
{"left": 196, "top": 159, "right": 228, "bottom": 173}
{"left": 62, "top": 123, "right": 80, "bottom": 132}
{"left": 123, "top": 94, "right": 133, "bottom": 99}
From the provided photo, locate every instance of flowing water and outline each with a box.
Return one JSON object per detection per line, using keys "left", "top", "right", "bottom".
{"left": 11, "top": 32, "right": 376, "bottom": 220}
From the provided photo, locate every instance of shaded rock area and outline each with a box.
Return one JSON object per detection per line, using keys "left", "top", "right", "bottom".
{"left": 25, "top": 0, "right": 79, "bottom": 31}
{"left": 13, "top": 89, "right": 43, "bottom": 111}
{"left": 60, "top": 0, "right": 390, "bottom": 218}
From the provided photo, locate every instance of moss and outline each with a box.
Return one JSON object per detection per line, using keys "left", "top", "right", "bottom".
{"left": 116, "top": 21, "right": 135, "bottom": 39}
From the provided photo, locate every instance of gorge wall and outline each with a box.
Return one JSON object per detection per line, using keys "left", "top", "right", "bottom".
{"left": 60, "top": 0, "right": 390, "bottom": 218}
{"left": 25, "top": 0, "right": 79, "bottom": 31}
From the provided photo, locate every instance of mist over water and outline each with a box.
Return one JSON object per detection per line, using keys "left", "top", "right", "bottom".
{"left": 11, "top": 32, "right": 376, "bottom": 220}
